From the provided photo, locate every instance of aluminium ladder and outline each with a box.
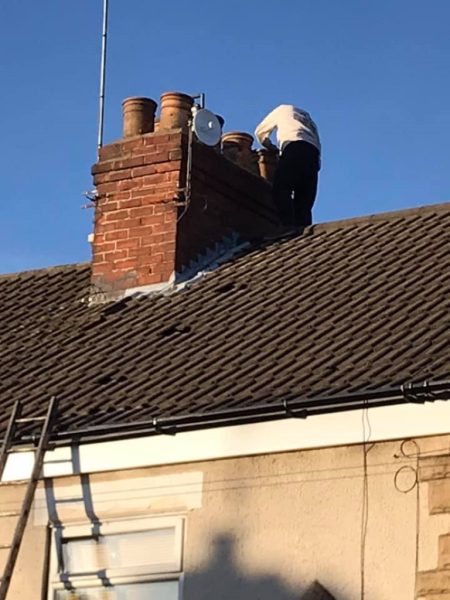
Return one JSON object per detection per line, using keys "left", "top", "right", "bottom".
{"left": 0, "top": 397, "right": 58, "bottom": 600}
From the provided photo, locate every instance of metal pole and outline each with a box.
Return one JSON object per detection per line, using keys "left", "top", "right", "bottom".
{"left": 97, "top": 0, "right": 109, "bottom": 158}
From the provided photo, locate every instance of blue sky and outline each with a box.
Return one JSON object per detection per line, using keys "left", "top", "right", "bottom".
{"left": 1, "top": 1, "right": 449, "bottom": 273}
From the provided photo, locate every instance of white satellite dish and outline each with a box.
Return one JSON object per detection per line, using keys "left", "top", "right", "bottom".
{"left": 192, "top": 108, "right": 222, "bottom": 146}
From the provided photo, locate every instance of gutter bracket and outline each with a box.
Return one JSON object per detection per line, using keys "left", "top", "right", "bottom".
{"left": 152, "top": 418, "right": 177, "bottom": 436}
{"left": 283, "top": 399, "right": 307, "bottom": 419}
{"left": 401, "top": 380, "right": 436, "bottom": 404}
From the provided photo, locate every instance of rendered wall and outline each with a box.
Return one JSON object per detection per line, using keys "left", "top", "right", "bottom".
{"left": 1, "top": 434, "right": 450, "bottom": 600}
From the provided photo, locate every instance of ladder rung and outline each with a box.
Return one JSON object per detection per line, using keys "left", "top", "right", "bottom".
{"left": 0, "top": 544, "right": 12, "bottom": 550}
{"left": 15, "top": 417, "right": 46, "bottom": 424}
{"left": 0, "top": 511, "right": 20, "bottom": 518}
{"left": 7, "top": 447, "right": 36, "bottom": 454}
{"left": 56, "top": 497, "right": 84, "bottom": 504}
{"left": 0, "top": 480, "right": 31, "bottom": 487}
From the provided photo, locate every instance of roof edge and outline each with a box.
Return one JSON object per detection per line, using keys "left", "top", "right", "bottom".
{"left": 309, "top": 200, "right": 450, "bottom": 233}
{"left": 0, "top": 262, "right": 90, "bottom": 280}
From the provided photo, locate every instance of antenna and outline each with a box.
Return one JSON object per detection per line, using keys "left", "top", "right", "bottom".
{"left": 97, "top": 0, "right": 109, "bottom": 158}
{"left": 177, "top": 95, "right": 224, "bottom": 222}
{"left": 192, "top": 109, "right": 222, "bottom": 147}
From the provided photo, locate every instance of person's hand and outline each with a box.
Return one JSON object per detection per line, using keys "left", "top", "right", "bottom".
{"left": 262, "top": 139, "right": 278, "bottom": 152}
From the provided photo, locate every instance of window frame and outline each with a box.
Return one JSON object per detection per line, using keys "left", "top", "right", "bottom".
{"left": 47, "top": 515, "right": 184, "bottom": 599}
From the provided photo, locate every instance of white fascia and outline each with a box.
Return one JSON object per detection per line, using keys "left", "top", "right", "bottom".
{"left": 2, "top": 400, "right": 450, "bottom": 482}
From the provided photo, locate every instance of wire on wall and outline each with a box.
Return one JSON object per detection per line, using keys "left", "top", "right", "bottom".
{"left": 360, "top": 400, "right": 374, "bottom": 600}
{"left": 393, "top": 439, "right": 421, "bottom": 576}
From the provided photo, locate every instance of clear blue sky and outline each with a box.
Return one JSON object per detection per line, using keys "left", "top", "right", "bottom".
{"left": 1, "top": 1, "right": 449, "bottom": 273}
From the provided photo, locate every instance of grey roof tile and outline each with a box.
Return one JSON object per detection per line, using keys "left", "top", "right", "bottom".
{"left": 0, "top": 202, "right": 450, "bottom": 434}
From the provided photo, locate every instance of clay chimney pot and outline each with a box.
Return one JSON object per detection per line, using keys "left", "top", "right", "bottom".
{"left": 222, "top": 131, "right": 254, "bottom": 150}
{"left": 257, "top": 148, "right": 279, "bottom": 183}
{"left": 122, "top": 97, "right": 157, "bottom": 138}
{"left": 222, "top": 131, "right": 255, "bottom": 171}
{"left": 159, "top": 92, "right": 193, "bottom": 131}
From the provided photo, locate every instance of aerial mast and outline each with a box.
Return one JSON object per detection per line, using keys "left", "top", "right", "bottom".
{"left": 97, "top": 0, "right": 109, "bottom": 157}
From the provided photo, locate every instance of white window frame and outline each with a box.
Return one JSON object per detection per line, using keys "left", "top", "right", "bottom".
{"left": 48, "top": 515, "right": 184, "bottom": 599}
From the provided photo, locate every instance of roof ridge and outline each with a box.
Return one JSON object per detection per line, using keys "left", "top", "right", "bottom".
{"left": 0, "top": 262, "right": 90, "bottom": 280}
{"left": 308, "top": 200, "right": 450, "bottom": 233}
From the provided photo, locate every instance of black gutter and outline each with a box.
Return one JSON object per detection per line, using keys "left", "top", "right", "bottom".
{"left": 37, "top": 379, "right": 450, "bottom": 446}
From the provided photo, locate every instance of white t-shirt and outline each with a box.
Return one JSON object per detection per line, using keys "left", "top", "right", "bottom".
{"left": 255, "top": 104, "right": 321, "bottom": 153}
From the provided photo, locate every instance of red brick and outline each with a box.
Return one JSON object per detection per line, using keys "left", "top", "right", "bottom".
{"left": 130, "top": 208, "right": 164, "bottom": 220}
{"left": 164, "top": 210, "right": 176, "bottom": 222}
{"left": 96, "top": 182, "right": 122, "bottom": 195}
{"left": 117, "top": 198, "right": 142, "bottom": 210}
{"left": 137, "top": 273, "right": 164, "bottom": 285}
{"left": 130, "top": 188, "right": 160, "bottom": 199}
{"left": 121, "top": 138, "right": 145, "bottom": 153}
{"left": 155, "top": 161, "right": 181, "bottom": 173}
{"left": 169, "top": 148, "right": 183, "bottom": 160}
{"left": 131, "top": 165, "right": 157, "bottom": 178}
{"left": 143, "top": 151, "right": 170, "bottom": 164}
{"left": 92, "top": 172, "right": 110, "bottom": 185}
{"left": 141, "top": 234, "right": 166, "bottom": 246}
{"left": 93, "top": 242, "right": 116, "bottom": 253}
{"left": 98, "top": 143, "right": 123, "bottom": 161}
{"left": 145, "top": 134, "right": 170, "bottom": 145}
{"left": 158, "top": 241, "right": 176, "bottom": 252}
{"left": 154, "top": 204, "right": 173, "bottom": 214}
{"left": 95, "top": 222, "right": 119, "bottom": 234}
{"left": 98, "top": 200, "right": 119, "bottom": 211}
{"left": 142, "top": 173, "right": 171, "bottom": 186}
{"left": 133, "top": 247, "right": 154, "bottom": 258}
{"left": 112, "top": 259, "right": 139, "bottom": 271}
{"left": 107, "top": 169, "right": 132, "bottom": 182}
{"left": 105, "top": 230, "right": 129, "bottom": 241}
{"left": 116, "top": 156, "right": 145, "bottom": 170}
{"left": 104, "top": 250, "right": 128, "bottom": 262}
{"left": 111, "top": 192, "right": 131, "bottom": 201}
{"left": 115, "top": 238, "right": 140, "bottom": 250}
{"left": 127, "top": 225, "right": 155, "bottom": 238}
{"left": 115, "top": 218, "right": 142, "bottom": 230}
{"left": 117, "top": 179, "right": 139, "bottom": 192}
{"left": 104, "top": 209, "right": 130, "bottom": 222}
{"left": 136, "top": 253, "right": 161, "bottom": 266}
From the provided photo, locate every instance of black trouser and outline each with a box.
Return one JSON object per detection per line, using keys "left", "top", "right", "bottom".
{"left": 272, "top": 141, "right": 320, "bottom": 227}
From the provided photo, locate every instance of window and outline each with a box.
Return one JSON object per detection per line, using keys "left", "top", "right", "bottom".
{"left": 48, "top": 516, "right": 183, "bottom": 600}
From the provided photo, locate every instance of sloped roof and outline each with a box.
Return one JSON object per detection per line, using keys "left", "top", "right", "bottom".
{"left": 1, "top": 202, "right": 450, "bottom": 436}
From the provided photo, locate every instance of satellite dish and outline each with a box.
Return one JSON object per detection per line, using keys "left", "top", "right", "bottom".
{"left": 192, "top": 109, "right": 222, "bottom": 146}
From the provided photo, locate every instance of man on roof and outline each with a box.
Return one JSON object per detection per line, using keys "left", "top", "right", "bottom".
{"left": 255, "top": 104, "right": 321, "bottom": 228}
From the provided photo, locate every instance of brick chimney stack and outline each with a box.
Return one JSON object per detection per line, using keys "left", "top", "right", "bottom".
{"left": 90, "top": 91, "right": 279, "bottom": 300}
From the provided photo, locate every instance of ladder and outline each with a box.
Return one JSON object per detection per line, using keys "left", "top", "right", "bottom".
{"left": 0, "top": 397, "right": 58, "bottom": 600}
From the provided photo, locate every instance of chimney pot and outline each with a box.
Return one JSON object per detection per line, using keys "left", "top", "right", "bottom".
{"left": 222, "top": 131, "right": 255, "bottom": 172}
{"left": 257, "top": 148, "right": 279, "bottom": 183}
{"left": 122, "top": 97, "right": 157, "bottom": 138}
{"left": 159, "top": 92, "right": 193, "bottom": 131}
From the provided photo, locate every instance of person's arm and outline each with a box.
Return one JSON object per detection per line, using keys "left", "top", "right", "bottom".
{"left": 255, "top": 107, "right": 279, "bottom": 150}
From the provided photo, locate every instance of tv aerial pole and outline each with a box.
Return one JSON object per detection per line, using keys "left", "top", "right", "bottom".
{"left": 97, "top": 0, "right": 109, "bottom": 158}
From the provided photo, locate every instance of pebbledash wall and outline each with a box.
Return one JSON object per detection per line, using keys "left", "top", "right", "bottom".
{"left": 1, "top": 433, "right": 450, "bottom": 600}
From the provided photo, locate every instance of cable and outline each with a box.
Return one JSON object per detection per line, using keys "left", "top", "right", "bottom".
{"left": 393, "top": 440, "right": 421, "bottom": 574}
{"left": 360, "top": 400, "right": 374, "bottom": 600}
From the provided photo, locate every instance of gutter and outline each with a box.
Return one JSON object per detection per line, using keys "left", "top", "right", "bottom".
{"left": 32, "top": 379, "right": 450, "bottom": 447}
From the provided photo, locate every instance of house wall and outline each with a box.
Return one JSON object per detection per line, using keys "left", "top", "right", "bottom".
{"left": 1, "top": 434, "right": 450, "bottom": 600}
